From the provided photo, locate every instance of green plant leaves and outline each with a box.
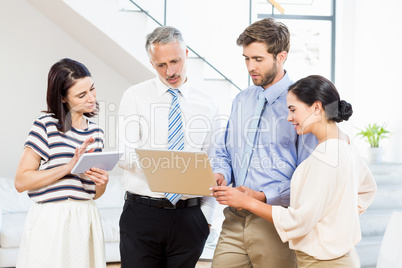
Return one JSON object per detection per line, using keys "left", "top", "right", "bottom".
{"left": 356, "top": 123, "right": 390, "bottom": 147}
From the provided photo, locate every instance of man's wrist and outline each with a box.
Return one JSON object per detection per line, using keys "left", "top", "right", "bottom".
{"left": 258, "top": 191, "right": 267, "bottom": 203}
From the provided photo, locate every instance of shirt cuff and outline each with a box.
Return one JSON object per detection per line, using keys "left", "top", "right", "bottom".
{"left": 263, "top": 188, "right": 281, "bottom": 206}
{"left": 263, "top": 184, "right": 290, "bottom": 207}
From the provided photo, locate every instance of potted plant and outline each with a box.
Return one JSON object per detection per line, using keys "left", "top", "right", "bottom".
{"left": 356, "top": 123, "right": 390, "bottom": 164}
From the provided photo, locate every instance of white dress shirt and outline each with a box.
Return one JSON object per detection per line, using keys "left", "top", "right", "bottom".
{"left": 117, "top": 77, "right": 221, "bottom": 224}
{"left": 272, "top": 139, "right": 377, "bottom": 260}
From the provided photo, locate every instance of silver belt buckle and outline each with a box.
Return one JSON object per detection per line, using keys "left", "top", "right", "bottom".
{"left": 164, "top": 203, "right": 176, "bottom": 209}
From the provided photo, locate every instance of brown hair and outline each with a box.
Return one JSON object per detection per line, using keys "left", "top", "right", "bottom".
{"left": 237, "top": 18, "right": 290, "bottom": 57}
{"left": 45, "top": 58, "right": 98, "bottom": 133}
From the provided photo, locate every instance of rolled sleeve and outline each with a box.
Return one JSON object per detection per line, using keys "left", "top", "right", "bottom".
{"left": 211, "top": 129, "right": 233, "bottom": 185}
{"left": 264, "top": 180, "right": 291, "bottom": 207}
{"left": 272, "top": 205, "right": 291, "bottom": 243}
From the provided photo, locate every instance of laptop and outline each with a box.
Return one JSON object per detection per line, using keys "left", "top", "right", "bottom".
{"left": 135, "top": 149, "right": 216, "bottom": 196}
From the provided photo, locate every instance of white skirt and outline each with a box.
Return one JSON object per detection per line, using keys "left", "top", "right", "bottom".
{"left": 17, "top": 199, "right": 106, "bottom": 268}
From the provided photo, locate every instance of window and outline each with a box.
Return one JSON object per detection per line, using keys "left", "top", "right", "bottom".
{"left": 255, "top": 0, "right": 336, "bottom": 82}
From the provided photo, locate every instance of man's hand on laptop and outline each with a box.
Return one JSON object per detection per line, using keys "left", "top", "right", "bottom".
{"left": 214, "top": 173, "right": 227, "bottom": 186}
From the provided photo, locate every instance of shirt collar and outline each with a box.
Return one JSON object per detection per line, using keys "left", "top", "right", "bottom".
{"left": 261, "top": 71, "right": 292, "bottom": 105}
{"left": 155, "top": 76, "right": 190, "bottom": 99}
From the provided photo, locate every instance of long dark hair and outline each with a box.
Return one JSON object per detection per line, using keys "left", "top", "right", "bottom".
{"left": 288, "top": 75, "right": 353, "bottom": 123}
{"left": 45, "top": 58, "right": 98, "bottom": 133}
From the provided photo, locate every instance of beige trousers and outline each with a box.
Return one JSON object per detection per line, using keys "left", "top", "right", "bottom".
{"left": 296, "top": 247, "right": 360, "bottom": 268}
{"left": 212, "top": 207, "right": 296, "bottom": 268}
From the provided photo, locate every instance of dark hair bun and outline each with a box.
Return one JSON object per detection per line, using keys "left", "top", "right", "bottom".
{"left": 334, "top": 100, "right": 353, "bottom": 122}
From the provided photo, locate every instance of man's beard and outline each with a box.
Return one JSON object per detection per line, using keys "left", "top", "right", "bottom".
{"left": 252, "top": 62, "right": 278, "bottom": 88}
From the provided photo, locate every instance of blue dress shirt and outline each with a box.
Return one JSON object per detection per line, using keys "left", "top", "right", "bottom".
{"left": 212, "top": 72, "right": 318, "bottom": 207}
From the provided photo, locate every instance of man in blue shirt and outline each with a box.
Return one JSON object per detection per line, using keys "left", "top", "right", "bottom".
{"left": 212, "top": 18, "right": 317, "bottom": 267}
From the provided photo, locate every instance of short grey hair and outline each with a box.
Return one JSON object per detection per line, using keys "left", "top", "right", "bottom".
{"left": 145, "top": 26, "right": 186, "bottom": 54}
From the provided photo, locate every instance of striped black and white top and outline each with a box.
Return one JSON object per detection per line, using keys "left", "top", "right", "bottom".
{"left": 25, "top": 113, "right": 104, "bottom": 203}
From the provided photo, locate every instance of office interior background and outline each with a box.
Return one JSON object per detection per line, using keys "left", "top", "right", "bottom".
{"left": 1, "top": 0, "right": 402, "bottom": 179}
{"left": 1, "top": 0, "right": 402, "bottom": 177}
{"left": 1, "top": 1, "right": 402, "bottom": 267}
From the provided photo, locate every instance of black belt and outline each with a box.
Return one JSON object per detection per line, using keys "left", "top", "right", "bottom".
{"left": 125, "top": 192, "right": 200, "bottom": 209}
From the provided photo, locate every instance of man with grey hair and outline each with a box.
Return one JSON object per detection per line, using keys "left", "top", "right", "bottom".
{"left": 117, "top": 26, "right": 219, "bottom": 267}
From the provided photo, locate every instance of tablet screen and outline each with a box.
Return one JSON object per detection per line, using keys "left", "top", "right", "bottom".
{"left": 71, "top": 151, "right": 124, "bottom": 174}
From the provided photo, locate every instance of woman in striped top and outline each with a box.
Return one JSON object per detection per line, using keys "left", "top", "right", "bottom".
{"left": 15, "top": 58, "right": 109, "bottom": 267}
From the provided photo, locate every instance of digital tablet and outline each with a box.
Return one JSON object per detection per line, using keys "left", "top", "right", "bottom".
{"left": 135, "top": 149, "right": 216, "bottom": 196}
{"left": 71, "top": 151, "right": 124, "bottom": 174}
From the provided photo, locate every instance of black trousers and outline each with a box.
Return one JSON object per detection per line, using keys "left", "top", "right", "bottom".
{"left": 119, "top": 198, "right": 210, "bottom": 268}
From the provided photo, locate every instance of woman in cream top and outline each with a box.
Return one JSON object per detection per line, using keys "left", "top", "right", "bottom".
{"left": 211, "top": 75, "right": 377, "bottom": 267}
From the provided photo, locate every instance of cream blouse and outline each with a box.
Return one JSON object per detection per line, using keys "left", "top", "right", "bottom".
{"left": 272, "top": 139, "right": 377, "bottom": 260}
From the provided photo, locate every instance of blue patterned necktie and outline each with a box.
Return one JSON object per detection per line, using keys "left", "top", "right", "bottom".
{"left": 165, "top": 89, "right": 184, "bottom": 204}
{"left": 237, "top": 91, "right": 267, "bottom": 186}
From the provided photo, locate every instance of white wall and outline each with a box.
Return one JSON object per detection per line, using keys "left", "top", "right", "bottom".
{"left": 0, "top": 0, "right": 133, "bottom": 178}
{"left": 1, "top": 0, "right": 401, "bottom": 180}
{"left": 171, "top": 0, "right": 402, "bottom": 163}
{"left": 337, "top": 0, "right": 402, "bottom": 162}
{"left": 168, "top": 0, "right": 402, "bottom": 163}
